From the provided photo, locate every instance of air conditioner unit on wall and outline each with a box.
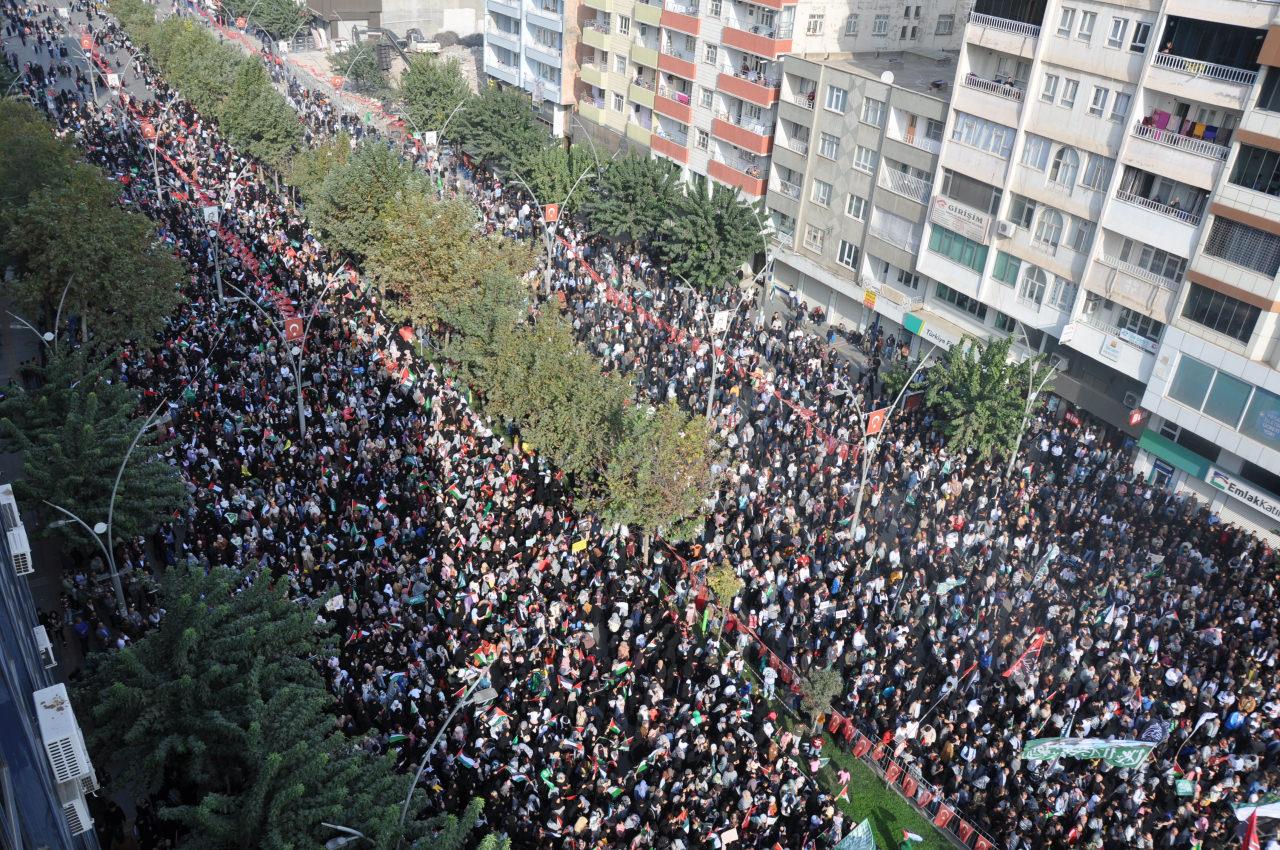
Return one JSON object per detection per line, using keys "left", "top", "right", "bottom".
{"left": 0, "top": 484, "right": 33, "bottom": 576}
{"left": 33, "top": 625, "right": 56, "bottom": 669}
{"left": 55, "top": 781, "right": 94, "bottom": 836}
{"left": 33, "top": 684, "right": 94, "bottom": 785}
{"left": 996, "top": 220, "right": 1015, "bottom": 238}
{"left": 1124, "top": 391, "right": 1140, "bottom": 409}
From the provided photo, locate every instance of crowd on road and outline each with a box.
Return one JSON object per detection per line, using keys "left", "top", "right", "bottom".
{"left": 5, "top": 1, "right": 1280, "bottom": 849}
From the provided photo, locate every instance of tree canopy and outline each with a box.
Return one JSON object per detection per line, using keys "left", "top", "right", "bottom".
{"left": 305, "top": 140, "right": 425, "bottom": 260}
{"left": 332, "top": 43, "right": 388, "bottom": 96}
{"left": 512, "top": 142, "right": 597, "bottom": 216}
{"left": 654, "top": 184, "right": 764, "bottom": 289}
{"left": 398, "top": 55, "right": 472, "bottom": 140}
{"left": 580, "top": 154, "right": 680, "bottom": 246}
{"left": 451, "top": 85, "right": 545, "bottom": 168}
{"left": 221, "top": 0, "right": 308, "bottom": 39}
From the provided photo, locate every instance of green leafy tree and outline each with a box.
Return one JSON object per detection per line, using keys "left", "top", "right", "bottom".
{"left": 142, "top": 17, "right": 243, "bottom": 116}
{"left": 0, "top": 348, "right": 186, "bottom": 551}
{"left": 3, "top": 168, "right": 184, "bottom": 350}
{"left": 706, "top": 561, "right": 744, "bottom": 645}
{"left": 0, "top": 100, "right": 82, "bottom": 223}
{"left": 451, "top": 84, "right": 545, "bottom": 168}
{"left": 654, "top": 184, "right": 764, "bottom": 289}
{"left": 77, "top": 565, "right": 489, "bottom": 850}
{"left": 512, "top": 142, "right": 596, "bottom": 216}
{"left": 288, "top": 132, "right": 352, "bottom": 207}
{"left": 332, "top": 43, "right": 388, "bottom": 95}
{"left": 218, "top": 59, "right": 303, "bottom": 171}
{"left": 398, "top": 55, "right": 472, "bottom": 139}
{"left": 922, "top": 336, "right": 1044, "bottom": 464}
{"left": 580, "top": 154, "right": 680, "bottom": 246}
{"left": 221, "top": 0, "right": 308, "bottom": 39}
{"left": 368, "top": 193, "right": 533, "bottom": 327}
{"left": 441, "top": 269, "right": 529, "bottom": 389}
{"left": 307, "top": 141, "right": 424, "bottom": 260}
{"left": 483, "top": 312, "right": 630, "bottom": 482}
{"left": 601, "top": 401, "right": 713, "bottom": 550}
{"left": 801, "top": 667, "right": 844, "bottom": 732}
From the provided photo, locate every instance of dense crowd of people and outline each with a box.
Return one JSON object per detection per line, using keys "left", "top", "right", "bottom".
{"left": 5, "top": 1, "right": 1280, "bottom": 849}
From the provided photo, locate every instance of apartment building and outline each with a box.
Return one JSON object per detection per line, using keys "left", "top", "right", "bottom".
{"left": 482, "top": 0, "right": 578, "bottom": 132}
{"left": 914, "top": 0, "right": 1280, "bottom": 538}
{"left": 0, "top": 485, "right": 101, "bottom": 849}
{"left": 564, "top": 0, "right": 967, "bottom": 197}
{"left": 764, "top": 52, "right": 956, "bottom": 344}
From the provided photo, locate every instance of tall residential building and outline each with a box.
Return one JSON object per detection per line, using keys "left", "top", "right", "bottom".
{"left": 483, "top": 0, "right": 577, "bottom": 132}
{"left": 764, "top": 51, "right": 954, "bottom": 342}
{"left": 911, "top": 0, "right": 1279, "bottom": 539}
{"left": 563, "top": 0, "right": 967, "bottom": 197}
{"left": 0, "top": 485, "right": 101, "bottom": 849}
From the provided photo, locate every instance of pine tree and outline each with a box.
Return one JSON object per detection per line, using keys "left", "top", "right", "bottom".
{"left": 451, "top": 85, "right": 546, "bottom": 168}
{"left": 580, "top": 154, "right": 680, "bottom": 247}
{"left": 653, "top": 183, "right": 765, "bottom": 289}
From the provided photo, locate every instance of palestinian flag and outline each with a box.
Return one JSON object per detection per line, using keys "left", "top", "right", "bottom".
{"left": 902, "top": 830, "right": 924, "bottom": 843}
{"left": 387, "top": 733, "right": 408, "bottom": 746}
{"left": 612, "top": 662, "right": 632, "bottom": 678}
{"left": 445, "top": 485, "right": 464, "bottom": 500}
{"left": 606, "top": 719, "right": 621, "bottom": 736}
{"left": 836, "top": 784, "right": 849, "bottom": 802}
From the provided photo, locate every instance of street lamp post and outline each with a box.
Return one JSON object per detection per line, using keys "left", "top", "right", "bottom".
{"left": 1004, "top": 328, "right": 1062, "bottom": 481}
{"left": 43, "top": 503, "right": 127, "bottom": 615}
{"left": 511, "top": 157, "right": 611, "bottom": 296}
{"left": 396, "top": 680, "right": 497, "bottom": 846}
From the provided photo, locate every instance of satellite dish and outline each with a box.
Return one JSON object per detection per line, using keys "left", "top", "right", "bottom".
{"left": 880, "top": 71, "right": 894, "bottom": 85}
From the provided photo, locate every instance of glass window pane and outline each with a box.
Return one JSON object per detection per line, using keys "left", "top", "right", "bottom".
{"left": 1240, "top": 387, "right": 1280, "bottom": 451}
{"left": 1167, "top": 356, "right": 1214, "bottom": 409}
{"left": 1203, "top": 372, "right": 1252, "bottom": 426}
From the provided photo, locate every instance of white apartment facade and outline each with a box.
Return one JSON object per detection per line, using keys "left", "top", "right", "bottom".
{"left": 918, "top": 0, "right": 1280, "bottom": 539}
{"left": 482, "top": 0, "right": 578, "bottom": 132}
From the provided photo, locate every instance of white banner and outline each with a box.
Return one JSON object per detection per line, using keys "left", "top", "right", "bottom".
{"left": 1206, "top": 467, "right": 1280, "bottom": 525}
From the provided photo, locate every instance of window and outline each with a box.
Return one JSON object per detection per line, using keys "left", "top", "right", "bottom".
{"left": 934, "top": 282, "right": 988, "bottom": 319}
{"left": 846, "top": 193, "right": 867, "bottom": 220}
{"left": 872, "top": 14, "right": 888, "bottom": 35}
{"left": 698, "top": 87, "right": 712, "bottom": 108}
{"left": 1106, "top": 16, "right": 1127, "bottom": 48}
{"left": 615, "top": 54, "right": 627, "bottom": 73}
{"left": 1229, "top": 145, "right": 1280, "bottom": 197}
{"left": 1204, "top": 372, "right": 1253, "bottom": 427}
{"left": 1182, "top": 283, "right": 1262, "bottom": 343}
{"left": 1109, "top": 92, "right": 1131, "bottom": 123}
{"left": 1056, "top": 7, "right": 1075, "bottom": 37}
{"left": 806, "top": 12, "right": 824, "bottom": 34}
{"left": 1067, "top": 219, "right": 1092, "bottom": 252}
{"left": 895, "top": 266, "right": 920, "bottom": 289}
{"left": 837, "top": 240, "right": 859, "bottom": 269}
{"left": 1204, "top": 217, "right": 1280, "bottom": 277}
{"left": 862, "top": 98, "right": 885, "bottom": 127}
{"left": 1130, "top": 21, "right": 1151, "bottom": 53}
{"left": 612, "top": 93, "right": 624, "bottom": 111}
{"left": 1049, "top": 147, "right": 1080, "bottom": 187}
{"left": 1060, "top": 78, "right": 1078, "bottom": 108}
{"left": 1041, "top": 73, "right": 1059, "bottom": 103}
{"left": 695, "top": 129, "right": 709, "bottom": 150}
{"left": 1119, "top": 239, "right": 1187, "bottom": 282}
{"left": 1087, "top": 86, "right": 1109, "bottom": 117}
{"left": 928, "top": 225, "right": 989, "bottom": 273}
{"left": 703, "top": 43, "right": 717, "bottom": 64}
{"left": 1049, "top": 277, "right": 1076, "bottom": 310}
{"left": 951, "top": 112, "right": 1015, "bottom": 158}
{"left": 1259, "top": 68, "right": 1280, "bottom": 114}
{"left": 617, "top": 15, "right": 630, "bottom": 34}
{"left": 818, "top": 132, "right": 840, "bottom": 159}
{"left": 1116, "top": 307, "right": 1161, "bottom": 342}
{"left": 994, "top": 311, "right": 1017, "bottom": 333}
{"left": 941, "top": 168, "right": 1001, "bottom": 213}
{"left": 1009, "top": 194, "right": 1037, "bottom": 228}
{"left": 853, "top": 146, "right": 877, "bottom": 172}
{"left": 803, "top": 224, "right": 825, "bottom": 252}
{"left": 909, "top": 25, "right": 918, "bottom": 39}
{"left": 824, "top": 85, "right": 848, "bottom": 113}
{"left": 1241, "top": 387, "right": 1280, "bottom": 451}
{"left": 708, "top": 0, "right": 720, "bottom": 15}
{"left": 1082, "top": 153, "right": 1112, "bottom": 191}
{"left": 1021, "top": 134, "right": 1052, "bottom": 171}
{"left": 992, "top": 251, "right": 1021, "bottom": 285}
{"left": 844, "top": 13, "right": 858, "bottom": 35}
{"left": 1034, "top": 209, "right": 1064, "bottom": 248}
{"left": 811, "top": 179, "right": 833, "bottom": 207}
{"left": 1019, "top": 266, "right": 1048, "bottom": 305}
{"left": 936, "top": 13, "right": 954, "bottom": 35}
{"left": 1076, "top": 10, "right": 1096, "bottom": 41}
{"left": 925, "top": 119, "right": 945, "bottom": 143}
{"left": 1169, "top": 356, "right": 1215, "bottom": 409}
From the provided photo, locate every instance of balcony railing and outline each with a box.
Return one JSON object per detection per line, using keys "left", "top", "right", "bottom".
{"left": 714, "top": 150, "right": 765, "bottom": 176}
{"left": 655, "top": 128, "right": 689, "bottom": 146}
{"left": 1115, "top": 189, "right": 1203, "bottom": 226}
{"left": 879, "top": 169, "right": 932, "bottom": 203}
{"left": 777, "top": 179, "right": 801, "bottom": 198}
{"left": 1131, "top": 121, "right": 1230, "bottom": 161}
{"left": 782, "top": 137, "right": 808, "bottom": 155}
{"left": 581, "top": 18, "right": 608, "bottom": 30}
{"left": 893, "top": 130, "right": 941, "bottom": 154}
{"left": 774, "top": 230, "right": 795, "bottom": 248}
{"left": 962, "top": 72, "right": 1024, "bottom": 101}
{"left": 1078, "top": 311, "right": 1161, "bottom": 353}
{"left": 580, "top": 96, "right": 605, "bottom": 110}
{"left": 869, "top": 224, "right": 922, "bottom": 253}
{"left": 664, "top": 0, "right": 698, "bottom": 12}
{"left": 1098, "top": 254, "right": 1182, "bottom": 290}
{"left": 968, "top": 11, "right": 1040, "bottom": 38}
{"left": 1152, "top": 52, "right": 1258, "bottom": 87}
{"left": 661, "top": 44, "right": 696, "bottom": 63}
{"left": 631, "top": 76, "right": 655, "bottom": 90}
{"left": 716, "top": 111, "right": 770, "bottom": 135}
{"left": 723, "top": 65, "right": 781, "bottom": 89}
{"left": 657, "top": 84, "right": 692, "bottom": 105}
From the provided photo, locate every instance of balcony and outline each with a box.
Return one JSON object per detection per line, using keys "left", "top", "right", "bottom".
{"left": 629, "top": 78, "right": 656, "bottom": 108}
{"left": 582, "top": 0, "right": 614, "bottom": 10}
{"left": 654, "top": 85, "right": 693, "bottom": 122}
{"left": 961, "top": 72, "right": 1023, "bottom": 101}
{"left": 486, "top": 25, "right": 520, "bottom": 48}
{"left": 658, "top": 46, "right": 697, "bottom": 79}
{"left": 1065, "top": 312, "right": 1158, "bottom": 381}
{"left": 711, "top": 113, "right": 773, "bottom": 155}
{"left": 652, "top": 132, "right": 689, "bottom": 163}
{"left": 891, "top": 127, "right": 941, "bottom": 155}
{"left": 1147, "top": 52, "right": 1259, "bottom": 111}
{"left": 1152, "top": 52, "right": 1257, "bottom": 87}
{"left": 776, "top": 179, "right": 801, "bottom": 199}
{"left": 578, "top": 96, "right": 605, "bottom": 123}
{"left": 627, "top": 121, "right": 652, "bottom": 145}
{"left": 578, "top": 62, "right": 604, "bottom": 87}
{"left": 526, "top": 0, "right": 564, "bottom": 26}
{"left": 661, "top": 0, "right": 700, "bottom": 35}
{"left": 781, "top": 137, "right": 808, "bottom": 155}
{"left": 1092, "top": 254, "right": 1180, "bottom": 319}
{"left": 709, "top": 156, "right": 767, "bottom": 197}
{"left": 581, "top": 20, "right": 609, "bottom": 49}
{"left": 634, "top": 0, "right": 663, "bottom": 25}
{"left": 487, "top": 0, "right": 520, "bottom": 12}
{"left": 720, "top": 24, "right": 792, "bottom": 59}
{"left": 879, "top": 169, "right": 932, "bottom": 204}
{"left": 966, "top": 11, "right": 1039, "bottom": 58}
{"left": 717, "top": 71, "right": 780, "bottom": 108}
{"left": 968, "top": 11, "right": 1039, "bottom": 38}
{"left": 631, "top": 42, "right": 660, "bottom": 68}
{"left": 486, "top": 57, "right": 520, "bottom": 86}
{"left": 1115, "top": 189, "right": 1203, "bottom": 227}
{"left": 1130, "top": 121, "right": 1229, "bottom": 161}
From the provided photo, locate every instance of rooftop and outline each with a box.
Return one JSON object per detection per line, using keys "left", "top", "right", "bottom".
{"left": 795, "top": 50, "right": 957, "bottom": 98}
